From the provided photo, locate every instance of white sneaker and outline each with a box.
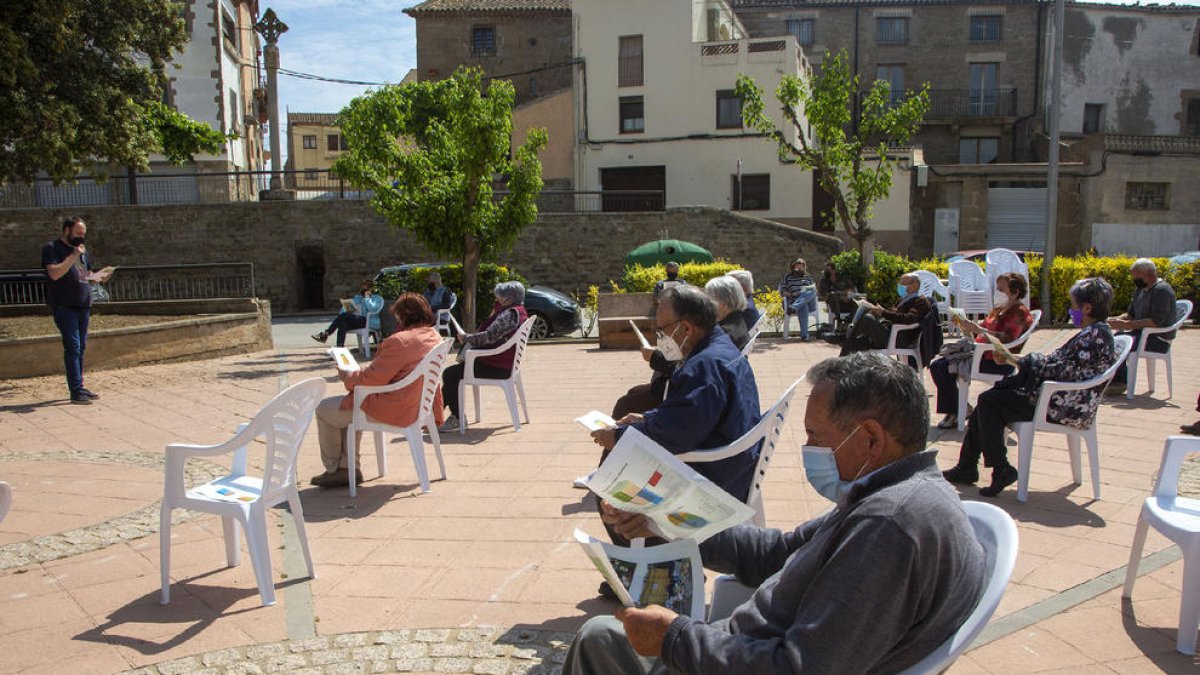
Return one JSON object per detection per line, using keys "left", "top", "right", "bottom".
{"left": 439, "top": 414, "right": 460, "bottom": 432}
{"left": 572, "top": 476, "right": 590, "bottom": 489}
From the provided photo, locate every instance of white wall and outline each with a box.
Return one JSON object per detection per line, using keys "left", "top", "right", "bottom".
{"left": 1092, "top": 223, "right": 1200, "bottom": 257}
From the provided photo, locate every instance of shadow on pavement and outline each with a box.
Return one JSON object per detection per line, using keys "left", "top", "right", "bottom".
{"left": 1119, "top": 597, "right": 1200, "bottom": 671}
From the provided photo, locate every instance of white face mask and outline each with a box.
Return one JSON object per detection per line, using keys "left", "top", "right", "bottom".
{"left": 656, "top": 322, "right": 686, "bottom": 362}
{"left": 801, "top": 424, "right": 867, "bottom": 503}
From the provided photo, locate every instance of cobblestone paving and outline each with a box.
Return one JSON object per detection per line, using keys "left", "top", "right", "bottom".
{"left": 0, "top": 450, "right": 228, "bottom": 570}
{"left": 118, "top": 627, "right": 570, "bottom": 675}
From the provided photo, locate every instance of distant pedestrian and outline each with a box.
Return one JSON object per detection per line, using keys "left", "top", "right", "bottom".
{"left": 42, "top": 217, "right": 111, "bottom": 404}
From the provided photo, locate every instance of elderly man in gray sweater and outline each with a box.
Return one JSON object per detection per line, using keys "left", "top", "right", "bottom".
{"left": 566, "top": 353, "right": 987, "bottom": 675}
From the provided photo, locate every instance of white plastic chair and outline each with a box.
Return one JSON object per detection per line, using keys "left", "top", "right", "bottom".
{"left": 913, "top": 270, "right": 951, "bottom": 326}
{"left": 435, "top": 293, "right": 458, "bottom": 337}
{"left": 349, "top": 300, "right": 383, "bottom": 359}
{"left": 676, "top": 379, "right": 801, "bottom": 528}
{"left": 781, "top": 284, "right": 820, "bottom": 339}
{"left": 1010, "top": 334, "right": 1134, "bottom": 503}
{"left": 159, "top": 377, "right": 325, "bottom": 606}
{"left": 985, "top": 248, "right": 1030, "bottom": 306}
{"left": 1123, "top": 436, "right": 1200, "bottom": 655}
{"left": 459, "top": 316, "right": 537, "bottom": 434}
{"left": 1126, "top": 299, "right": 1191, "bottom": 400}
{"left": 345, "top": 339, "right": 452, "bottom": 497}
{"left": 948, "top": 261, "right": 992, "bottom": 320}
{"left": 0, "top": 481, "right": 10, "bottom": 524}
{"left": 740, "top": 314, "right": 766, "bottom": 358}
{"left": 882, "top": 321, "right": 923, "bottom": 370}
{"left": 956, "top": 309, "right": 1042, "bottom": 431}
{"left": 709, "top": 501, "right": 1018, "bottom": 674}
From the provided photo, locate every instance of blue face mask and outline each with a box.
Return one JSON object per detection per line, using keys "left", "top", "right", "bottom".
{"left": 1069, "top": 308, "right": 1083, "bottom": 327}
{"left": 896, "top": 283, "right": 908, "bottom": 299}
{"left": 801, "top": 425, "right": 866, "bottom": 503}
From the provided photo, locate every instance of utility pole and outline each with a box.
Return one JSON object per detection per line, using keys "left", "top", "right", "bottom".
{"left": 1040, "top": 0, "right": 1065, "bottom": 324}
{"left": 255, "top": 8, "right": 294, "bottom": 199}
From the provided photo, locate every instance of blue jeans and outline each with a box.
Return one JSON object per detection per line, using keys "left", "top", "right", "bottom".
{"left": 788, "top": 288, "right": 819, "bottom": 338}
{"left": 52, "top": 305, "right": 90, "bottom": 394}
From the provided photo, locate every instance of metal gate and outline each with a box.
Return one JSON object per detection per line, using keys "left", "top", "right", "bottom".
{"left": 986, "top": 187, "right": 1047, "bottom": 251}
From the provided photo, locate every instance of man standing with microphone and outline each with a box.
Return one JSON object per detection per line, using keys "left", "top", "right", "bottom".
{"left": 42, "top": 216, "right": 111, "bottom": 404}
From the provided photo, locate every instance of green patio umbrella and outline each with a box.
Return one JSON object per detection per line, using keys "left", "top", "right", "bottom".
{"left": 624, "top": 239, "right": 714, "bottom": 269}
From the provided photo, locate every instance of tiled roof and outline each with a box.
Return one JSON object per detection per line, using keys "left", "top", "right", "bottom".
{"left": 404, "top": 0, "right": 570, "bottom": 16}
{"left": 287, "top": 112, "right": 339, "bottom": 126}
{"left": 733, "top": 0, "right": 1197, "bottom": 11}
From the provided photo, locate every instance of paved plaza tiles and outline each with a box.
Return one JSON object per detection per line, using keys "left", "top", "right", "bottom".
{"left": 0, "top": 325, "right": 1198, "bottom": 674}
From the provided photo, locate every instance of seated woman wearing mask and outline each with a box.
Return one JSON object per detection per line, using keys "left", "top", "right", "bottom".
{"left": 943, "top": 277, "right": 1117, "bottom": 497}
{"left": 439, "top": 281, "right": 528, "bottom": 431}
{"left": 312, "top": 280, "right": 384, "bottom": 347}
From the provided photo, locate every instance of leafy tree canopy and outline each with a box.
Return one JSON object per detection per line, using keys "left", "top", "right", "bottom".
{"left": 333, "top": 67, "right": 546, "bottom": 329}
{"left": 0, "top": 0, "right": 228, "bottom": 184}
{"left": 736, "top": 51, "right": 929, "bottom": 265}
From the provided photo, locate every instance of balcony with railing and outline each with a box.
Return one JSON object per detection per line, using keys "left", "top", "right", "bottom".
{"left": 1103, "top": 134, "right": 1200, "bottom": 155}
{"left": 924, "top": 88, "right": 1019, "bottom": 121}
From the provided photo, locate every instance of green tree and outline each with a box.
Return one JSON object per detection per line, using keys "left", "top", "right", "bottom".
{"left": 0, "top": 0, "right": 228, "bottom": 184}
{"left": 736, "top": 50, "right": 929, "bottom": 267}
{"left": 333, "top": 67, "right": 547, "bottom": 330}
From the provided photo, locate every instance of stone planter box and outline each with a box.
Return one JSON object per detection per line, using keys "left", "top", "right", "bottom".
{"left": 597, "top": 292, "right": 658, "bottom": 349}
{"left": 0, "top": 298, "right": 273, "bottom": 379}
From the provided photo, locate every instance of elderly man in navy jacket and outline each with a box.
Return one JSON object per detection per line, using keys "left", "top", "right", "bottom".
{"left": 591, "top": 285, "right": 761, "bottom": 545}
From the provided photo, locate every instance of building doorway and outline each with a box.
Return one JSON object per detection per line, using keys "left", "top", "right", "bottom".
{"left": 296, "top": 244, "right": 326, "bottom": 310}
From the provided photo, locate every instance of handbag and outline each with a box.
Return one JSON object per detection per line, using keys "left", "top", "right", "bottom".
{"left": 89, "top": 283, "right": 111, "bottom": 303}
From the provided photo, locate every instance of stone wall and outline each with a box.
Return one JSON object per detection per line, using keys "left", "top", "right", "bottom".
{"left": 0, "top": 202, "right": 842, "bottom": 313}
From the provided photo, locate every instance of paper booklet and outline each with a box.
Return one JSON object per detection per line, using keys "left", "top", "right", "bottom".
{"left": 582, "top": 426, "right": 756, "bottom": 543}
{"left": 947, "top": 307, "right": 968, "bottom": 323}
{"left": 576, "top": 410, "right": 617, "bottom": 431}
{"left": 329, "top": 347, "right": 360, "bottom": 371}
{"left": 628, "top": 320, "right": 651, "bottom": 349}
{"left": 574, "top": 528, "right": 706, "bottom": 618}
{"left": 854, "top": 296, "right": 875, "bottom": 310}
{"left": 191, "top": 476, "right": 261, "bottom": 503}
{"left": 984, "top": 333, "right": 1016, "bottom": 364}
{"left": 340, "top": 298, "right": 359, "bottom": 313}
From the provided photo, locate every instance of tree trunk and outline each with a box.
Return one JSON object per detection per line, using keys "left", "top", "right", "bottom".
{"left": 461, "top": 233, "right": 482, "bottom": 332}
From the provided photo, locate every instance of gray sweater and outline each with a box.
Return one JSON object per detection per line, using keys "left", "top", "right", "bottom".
{"left": 661, "top": 450, "right": 986, "bottom": 674}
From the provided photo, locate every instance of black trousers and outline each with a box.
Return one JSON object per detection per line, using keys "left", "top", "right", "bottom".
{"left": 956, "top": 387, "right": 1036, "bottom": 471}
{"left": 929, "top": 356, "right": 1012, "bottom": 415}
{"left": 441, "top": 361, "right": 511, "bottom": 417}
{"left": 839, "top": 314, "right": 893, "bottom": 356}
{"left": 1111, "top": 329, "right": 1170, "bottom": 384}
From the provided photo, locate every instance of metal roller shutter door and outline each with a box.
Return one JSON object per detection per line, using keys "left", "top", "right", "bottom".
{"left": 986, "top": 187, "right": 1047, "bottom": 251}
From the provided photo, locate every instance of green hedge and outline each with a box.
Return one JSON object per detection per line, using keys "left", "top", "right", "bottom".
{"left": 620, "top": 261, "right": 746, "bottom": 293}
{"left": 838, "top": 250, "right": 1199, "bottom": 323}
{"left": 374, "top": 262, "right": 526, "bottom": 325}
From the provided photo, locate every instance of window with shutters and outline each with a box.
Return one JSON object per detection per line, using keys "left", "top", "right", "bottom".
{"left": 1125, "top": 182, "right": 1169, "bottom": 210}
{"left": 619, "top": 36, "right": 643, "bottom": 87}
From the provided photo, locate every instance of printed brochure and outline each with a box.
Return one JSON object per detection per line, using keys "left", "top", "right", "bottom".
{"left": 191, "top": 476, "right": 261, "bottom": 503}
{"left": 574, "top": 528, "right": 706, "bottom": 618}
{"left": 582, "top": 426, "right": 755, "bottom": 543}
{"left": 329, "top": 347, "right": 360, "bottom": 371}
{"left": 340, "top": 298, "right": 359, "bottom": 313}
{"left": 575, "top": 410, "right": 617, "bottom": 432}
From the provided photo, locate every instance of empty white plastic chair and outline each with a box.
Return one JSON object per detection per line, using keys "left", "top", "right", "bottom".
{"left": 1126, "top": 299, "right": 1191, "bottom": 400}
{"left": 435, "top": 293, "right": 458, "bottom": 337}
{"left": 1010, "top": 334, "right": 1133, "bottom": 503}
{"left": 956, "top": 309, "right": 1042, "bottom": 431}
{"left": 913, "top": 270, "right": 951, "bottom": 326}
{"left": 1123, "top": 435, "right": 1200, "bottom": 655}
{"left": 985, "top": 248, "right": 1030, "bottom": 306}
{"left": 708, "top": 501, "right": 1018, "bottom": 675}
{"left": 459, "top": 316, "right": 537, "bottom": 434}
{"left": 160, "top": 377, "right": 325, "bottom": 606}
{"left": 345, "top": 339, "right": 453, "bottom": 497}
{"left": 349, "top": 300, "right": 384, "bottom": 359}
{"left": 0, "top": 481, "right": 10, "bottom": 524}
{"left": 676, "top": 379, "right": 800, "bottom": 528}
{"left": 948, "top": 261, "right": 992, "bottom": 320}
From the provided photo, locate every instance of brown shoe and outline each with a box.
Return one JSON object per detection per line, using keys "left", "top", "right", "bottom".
{"left": 313, "top": 468, "right": 364, "bottom": 488}
{"left": 1181, "top": 422, "right": 1200, "bottom": 436}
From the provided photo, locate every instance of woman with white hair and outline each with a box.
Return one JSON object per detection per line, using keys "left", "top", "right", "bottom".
{"left": 726, "top": 270, "right": 760, "bottom": 327}
{"left": 439, "top": 281, "right": 527, "bottom": 431}
{"left": 705, "top": 276, "right": 750, "bottom": 349}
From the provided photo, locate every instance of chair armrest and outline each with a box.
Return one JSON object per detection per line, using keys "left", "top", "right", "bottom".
{"left": 352, "top": 367, "right": 427, "bottom": 410}
{"left": 676, "top": 443, "right": 748, "bottom": 464}
{"left": 886, "top": 322, "right": 920, "bottom": 349}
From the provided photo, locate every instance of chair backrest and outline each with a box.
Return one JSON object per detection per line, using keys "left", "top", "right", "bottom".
{"left": 418, "top": 339, "right": 454, "bottom": 420}
{"left": 748, "top": 312, "right": 766, "bottom": 335}
{"left": 1150, "top": 436, "right": 1200, "bottom": 501}
{"left": 507, "top": 316, "right": 538, "bottom": 375}
{"left": 985, "top": 249, "right": 1030, "bottom": 305}
{"left": 948, "top": 261, "right": 988, "bottom": 293}
{"left": 913, "top": 270, "right": 949, "bottom": 303}
{"left": 740, "top": 329, "right": 760, "bottom": 358}
{"left": 896, "top": 501, "right": 1018, "bottom": 675}
{"left": 744, "top": 381, "right": 800, "bottom": 525}
{"left": 1032, "top": 333, "right": 1132, "bottom": 431}
{"left": 245, "top": 378, "right": 326, "bottom": 501}
{"left": 1166, "top": 300, "right": 1193, "bottom": 331}
{"left": 1008, "top": 309, "right": 1041, "bottom": 349}
{"left": 0, "top": 481, "right": 10, "bottom": 525}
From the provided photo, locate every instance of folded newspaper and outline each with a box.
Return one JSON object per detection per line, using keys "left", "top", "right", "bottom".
{"left": 984, "top": 332, "right": 1017, "bottom": 364}
{"left": 582, "top": 426, "right": 755, "bottom": 543}
{"left": 574, "top": 528, "right": 706, "bottom": 618}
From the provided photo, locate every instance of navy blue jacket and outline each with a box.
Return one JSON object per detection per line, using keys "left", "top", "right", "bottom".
{"left": 622, "top": 326, "right": 762, "bottom": 501}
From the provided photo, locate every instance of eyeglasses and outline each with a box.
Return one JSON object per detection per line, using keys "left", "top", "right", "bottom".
{"left": 657, "top": 318, "right": 683, "bottom": 334}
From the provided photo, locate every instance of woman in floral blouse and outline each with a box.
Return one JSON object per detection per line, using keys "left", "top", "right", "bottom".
{"left": 944, "top": 277, "right": 1117, "bottom": 497}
